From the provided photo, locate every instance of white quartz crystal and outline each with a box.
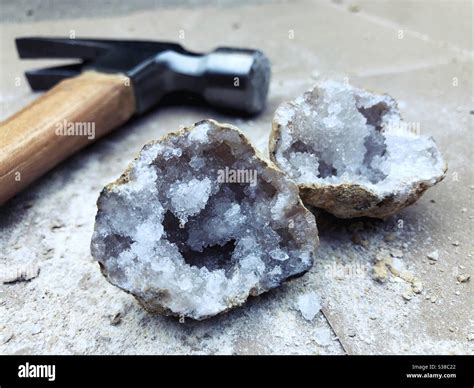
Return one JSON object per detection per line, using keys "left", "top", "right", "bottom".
{"left": 91, "top": 120, "right": 318, "bottom": 320}
{"left": 270, "top": 79, "right": 447, "bottom": 218}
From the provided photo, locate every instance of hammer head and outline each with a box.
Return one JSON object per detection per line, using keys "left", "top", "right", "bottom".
{"left": 16, "top": 37, "right": 271, "bottom": 115}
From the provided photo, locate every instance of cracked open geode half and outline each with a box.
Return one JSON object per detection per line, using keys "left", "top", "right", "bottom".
{"left": 91, "top": 119, "right": 318, "bottom": 320}
{"left": 269, "top": 80, "right": 447, "bottom": 219}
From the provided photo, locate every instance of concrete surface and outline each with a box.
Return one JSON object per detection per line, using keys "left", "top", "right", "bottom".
{"left": 0, "top": 0, "right": 472, "bottom": 354}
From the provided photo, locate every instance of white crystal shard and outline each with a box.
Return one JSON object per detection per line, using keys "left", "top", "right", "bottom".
{"left": 91, "top": 120, "right": 318, "bottom": 320}
{"left": 295, "top": 291, "right": 321, "bottom": 321}
{"left": 270, "top": 79, "right": 447, "bottom": 218}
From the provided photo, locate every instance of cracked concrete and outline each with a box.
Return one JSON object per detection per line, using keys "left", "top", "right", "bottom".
{"left": 0, "top": 0, "right": 472, "bottom": 354}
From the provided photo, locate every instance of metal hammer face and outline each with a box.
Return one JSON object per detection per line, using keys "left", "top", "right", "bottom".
{"left": 16, "top": 37, "right": 271, "bottom": 115}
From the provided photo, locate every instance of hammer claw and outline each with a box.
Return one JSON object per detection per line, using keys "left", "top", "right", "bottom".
{"left": 15, "top": 37, "right": 108, "bottom": 60}
{"left": 25, "top": 63, "right": 85, "bottom": 91}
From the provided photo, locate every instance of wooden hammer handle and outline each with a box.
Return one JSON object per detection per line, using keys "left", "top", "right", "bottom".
{"left": 0, "top": 71, "right": 136, "bottom": 205}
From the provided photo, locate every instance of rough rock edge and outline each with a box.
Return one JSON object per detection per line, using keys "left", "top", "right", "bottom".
{"left": 269, "top": 99, "right": 448, "bottom": 219}
{"left": 94, "top": 119, "right": 319, "bottom": 320}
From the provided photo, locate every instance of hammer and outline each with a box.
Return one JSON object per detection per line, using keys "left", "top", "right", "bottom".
{"left": 0, "top": 37, "right": 271, "bottom": 205}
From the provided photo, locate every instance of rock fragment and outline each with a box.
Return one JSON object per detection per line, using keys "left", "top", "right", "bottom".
{"left": 295, "top": 291, "right": 321, "bottom": 321}
{"left": 412, "top": 278, "right": 423, "bottom": 294}
{"left": 269, "top": 79, "right": 447, "bottom": 218}
{"left": 390, "top": 249, "right": 404, "bottom": 258}
{"left": 91, "top": 120, "right": 318, "bottom": 320}
{"left": 402, "top": 289, "right": 413, "bottom": 301}
{"left": 110, "top": 313, "right": 122, "bottom": 326}
{"left": 1, "top": 264, "right": 40, "bottom": 284}
{"left": 314, "top": 327, "right": 332, "bottom": 346}
{"left": 427, "top": 250, "right": 439, "bottom": 261}
{"left": 456, "top": 274, "right": 470, "bottom": 283}
{"left": 31, "top": 324, "right": 42, "bottom": 335}
{"left": 372, "top": 261, "right": 388, "bottom": 283}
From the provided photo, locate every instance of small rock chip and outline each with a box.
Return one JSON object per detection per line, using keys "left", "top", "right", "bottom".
{"left": 451, "top": 241, "right": 460, "bottom": 246}
{"left": 427, "top": 250, "right": 439, "bottom": 261}
{"left": 51, "top": 220, "right": 65, "bottom": 229}
{"left": 295, "top": 292, "right": 322, "bottom": 321}
{"left": 375, "top": 251, "right": 389, "bottom": 262}
{"left": 457, "top": 274, "right": 470, "bottom": 283}
{"left": 412, "top": 278, "right": 423, "bottom": 294}
{"left": 31, "top": 324, "right": 42, "bottom": 335}
{"left": 402, "top": 290, "right": 413, "bottom": 301}
{"left": 402, "top": 285, "right": 413, "bottom": 301}
{"left": 1, "top": 264, "right": 40, "bottom": 284}
{"left": 391, "top": 249, "right": 404, "bottom": 258}
{"left": 468, "top": 333, "right": 474, "bottom": 341}
{"left": 372, "top": 261, "right": 388, "bottom": 283}
{"left": 314, "top": 327, "right": 332, "bottom": 346}
{"left": 110, "top": 313, "right": 122, "bottom": 326}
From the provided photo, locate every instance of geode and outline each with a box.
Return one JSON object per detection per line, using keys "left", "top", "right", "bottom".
{"left": 91, "top": 119, "right": 318, "bottom": 320}
{"left": 269, "top": 80, "right": 447, "bottom": 218}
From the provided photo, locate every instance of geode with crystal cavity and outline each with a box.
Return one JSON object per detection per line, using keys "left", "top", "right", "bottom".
{"left": 269, "top": 80, "right": 447, "bottom": 218}
{"left": 91, "top": 119, "right": 318, "bottom": 320}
